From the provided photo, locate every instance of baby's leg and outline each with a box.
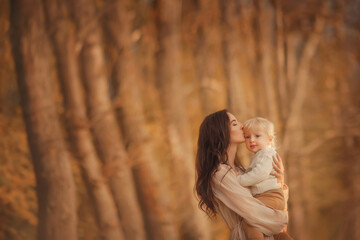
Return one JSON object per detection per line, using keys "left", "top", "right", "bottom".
{"left": 255, "top": 188, "right": 285, "bottom": 210}
{"left": 255, "top": 190, "right": 294, "bottom": 240}
{"left": 274, "top": 232, "right": 295, "bottom": 240}
{"left": 242, "top": 220, "right": 264, "bottom": 240}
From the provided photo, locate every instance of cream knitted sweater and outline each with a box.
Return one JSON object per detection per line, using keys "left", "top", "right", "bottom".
{"left": 237, "top": 147, "right": 281, "bottom": 195}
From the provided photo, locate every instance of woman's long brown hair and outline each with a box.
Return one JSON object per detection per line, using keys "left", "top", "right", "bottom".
{"left": 195, "top": 109, "right": 230, "bottom": 217}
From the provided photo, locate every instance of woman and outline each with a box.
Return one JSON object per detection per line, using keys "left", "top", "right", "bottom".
{"left": 195, "top": 110, "right": 293, "bottom": 240}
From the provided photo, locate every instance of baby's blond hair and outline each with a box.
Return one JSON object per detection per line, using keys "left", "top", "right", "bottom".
{"left": 243, "top": 117, "right": 276, "bottom": 149}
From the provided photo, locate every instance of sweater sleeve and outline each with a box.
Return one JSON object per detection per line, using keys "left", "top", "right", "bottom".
{"left": 213, "top": 165, "right": 288, "bottom": 236}
{"left": 237, "top": 149, "right": 274, "bottom": 187}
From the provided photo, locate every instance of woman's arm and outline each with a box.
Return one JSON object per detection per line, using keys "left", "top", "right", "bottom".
{"left": 213, "top": 165, "right": 288, "bottom": 236}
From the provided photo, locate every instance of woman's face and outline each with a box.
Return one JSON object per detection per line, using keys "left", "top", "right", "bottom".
{"left": 227, "top": 112, "right": 245, "bottom": 144}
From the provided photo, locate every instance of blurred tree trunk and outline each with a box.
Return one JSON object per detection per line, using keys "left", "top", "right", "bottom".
{"left": 238, "top": 1, "right": 257, "bottom": 71}
{"left": 332, "top": 4, "right": 360, "bottom": 237}
{"left": 348, "top": 154, "right": 360, "bottom": 240}
{"left": 275, "top": 0, "right": 288, "bottom": 122}
{"left": 282, "top": 12, "right": 325, "bottom": 153}
{"left": 335, "top": 3, "right": 360, "bottom": 236}
{"left": 156, "top": 0, "right": 210, "bottom": 239}
{"left": 237, "top": 1, "right": 258, "bottom": 118}
{"left": 338, "top": 71, "right": 360, "bottom": 240}
{"left": 195, "top": 0, "right": 227, "bottom": 115}
{"left": 69, "top": 0, "right": 146, "bottom": 239}
{"left": 42, "top": 1, "right": 124, "bottom": 239}
{"left": 281, "top": 9, "right": 326, "bottom": 240}
{"left": 104, "top": 0, "right": 177, "bottom": 239}
{"left": 258, "top": 0, "right": 279, "bottom": 124}
{"left": 220, "top": 0, "right": 248, "bottom": 118}
{"left": 9, "top": 0, "right": 77, "bottom": 239}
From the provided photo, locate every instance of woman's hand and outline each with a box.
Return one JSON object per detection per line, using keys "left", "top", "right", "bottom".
{"left": 270, "top": 153, "right": 285, "bottom": 187}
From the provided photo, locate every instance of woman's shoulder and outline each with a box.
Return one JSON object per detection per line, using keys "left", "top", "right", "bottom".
{"left": 213, "top": 164, "right": 236, "bottom": 181}
{"left": 216, "top": 164, "right": 234, "bottom": 174}
{"left": 217, "top": 163, "right": 231, "bottom": 171}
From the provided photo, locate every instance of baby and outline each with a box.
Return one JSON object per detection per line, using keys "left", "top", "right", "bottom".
{"left": 237, "top": 117, "right": 285, "bottom": 240}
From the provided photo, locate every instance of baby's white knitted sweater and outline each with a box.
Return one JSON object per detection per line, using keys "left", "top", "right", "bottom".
{"left": 237, "top": 146, "right": 281, "bottom": 195}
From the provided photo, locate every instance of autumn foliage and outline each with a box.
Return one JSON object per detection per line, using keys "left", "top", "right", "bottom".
{"left": 1, "top": 0, "right": 360, "bottom": 240}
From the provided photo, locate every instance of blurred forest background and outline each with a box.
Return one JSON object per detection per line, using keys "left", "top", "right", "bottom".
{"left": 1, "top": 0, "right": 360, "bottom": 239}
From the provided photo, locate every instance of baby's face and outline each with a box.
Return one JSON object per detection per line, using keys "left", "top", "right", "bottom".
{"left": 244, "top": 128, "right": 272, "bottom": 153}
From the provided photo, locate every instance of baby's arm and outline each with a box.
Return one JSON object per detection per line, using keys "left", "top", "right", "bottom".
{"left": 237, "top": 150, "right": 274, "bottom": 187}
